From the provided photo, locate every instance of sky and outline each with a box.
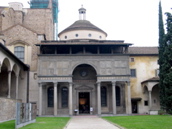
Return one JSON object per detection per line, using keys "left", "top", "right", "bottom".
{"left": 0, "top": 0, "right": 171, "bottom": 46}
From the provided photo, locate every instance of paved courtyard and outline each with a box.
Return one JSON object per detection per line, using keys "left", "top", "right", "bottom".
{"left": 64, "top": 115, "right": 121, "bottom": 129}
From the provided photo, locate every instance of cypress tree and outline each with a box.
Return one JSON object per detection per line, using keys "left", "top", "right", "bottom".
{"left": 158, "top": 1, "right": 166, "bottom": 110}
{"left": 163, "top": 12, "right": 172, "bottom": 113}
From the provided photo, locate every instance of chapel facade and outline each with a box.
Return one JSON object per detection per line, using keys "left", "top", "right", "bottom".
{"left": 0, "top": 1, "right": 160, "bottom": 118}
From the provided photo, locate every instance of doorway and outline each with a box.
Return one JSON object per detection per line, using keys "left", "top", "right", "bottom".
{"left": 132, "top": 101, "right": 138, "bottom": 113}
{"left": 79, "top": 92, "right": 90, "bottom": 114}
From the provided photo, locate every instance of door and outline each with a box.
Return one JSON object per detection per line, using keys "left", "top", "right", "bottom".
{"left": 132, "top": 101, "right": 138, "bottom": 113}
{"left": 79, "top": 92, "right": 90, "bottom": 114}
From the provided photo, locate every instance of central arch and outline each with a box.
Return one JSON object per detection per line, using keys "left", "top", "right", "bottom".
{"left": 72, "top": 64, "right": 97, "bottom": 81}
{"left": 72, "top": 64, "right": 97, "bottom": 114}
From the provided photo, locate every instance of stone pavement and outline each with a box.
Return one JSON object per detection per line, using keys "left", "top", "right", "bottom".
{"left": 64, "top": 115, "right": 121, "bottom": 129}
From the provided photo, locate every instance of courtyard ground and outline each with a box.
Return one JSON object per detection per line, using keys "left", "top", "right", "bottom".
{"left": 103, "top": 115, "right": 172, "bottom": 129}
{"left": 0, "top": 115, "right": 172, "bottom": 129}
{"left": 0, "top": 117, "right": 70, "bottom": 129}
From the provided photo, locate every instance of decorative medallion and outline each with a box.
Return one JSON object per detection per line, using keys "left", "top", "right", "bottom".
{"left": 80, "top": 70, "right": 87, "bottom": 77}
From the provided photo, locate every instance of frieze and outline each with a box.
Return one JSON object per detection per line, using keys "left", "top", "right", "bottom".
{"left": 98, "top": 76, "right": 129, "bottom": 81}
{"left": 39, "top": 77, "right": 72, "bottom": 81}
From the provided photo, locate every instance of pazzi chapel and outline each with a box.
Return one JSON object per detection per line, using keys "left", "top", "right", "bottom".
{"left": 0, "top": 0, "right": 160, "bottom": 119}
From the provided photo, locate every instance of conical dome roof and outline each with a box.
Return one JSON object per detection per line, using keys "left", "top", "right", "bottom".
{"left": 58, "top": 20, "right": 107, "bottom": 36}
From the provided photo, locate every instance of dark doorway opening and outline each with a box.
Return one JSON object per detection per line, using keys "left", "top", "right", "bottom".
{"left": 79, "top": 92, "right": 90, "bottom": 114}
{"left": 132, "top": 101, "right": 138, "bottom": 113}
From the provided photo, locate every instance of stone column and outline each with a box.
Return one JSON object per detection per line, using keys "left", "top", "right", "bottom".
{"left": 69, "top": 82, "right": 73, "bottom": 115}
{"left": 97, "top": 82, "right": 101, "bottom": 115}
{"left": 148, "top": 91, "right": 152, "bottom": 110}
{"left": 126, "top": 81, "right": 131, "bottom": 114}
{"left": 97, "top": 47, "right": 100, "bottom": 54}
{"left": 15, "top": 74, "right": 19, "bottom": 99}
{"left": 7, "top": 71, "right": 12, "bottom": 98}
{"left": 112, "top": 81, "right": 116, "bottom": 115}
{"left": 0, "top": 63, "right": 1, "bottom": 73}
{"left": 38, "top": 82, "right": 43, "bottom": 116}
{"left": 54, "top": 82, "right": 58, "bottom": 116}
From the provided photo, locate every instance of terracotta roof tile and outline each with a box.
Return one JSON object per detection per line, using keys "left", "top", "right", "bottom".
{"left": 58, "top": 20, "right": 107, "bottom": 36}
{"left": 128, "top": 47, "right": 158, "bottom": 54}
{"left": 141, "top": 77, "right": 159, "bottom": 84}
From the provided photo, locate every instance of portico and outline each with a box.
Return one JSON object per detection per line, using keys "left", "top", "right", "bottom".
{"left": 37, "top": 73, "right": 131, "bottom": 116}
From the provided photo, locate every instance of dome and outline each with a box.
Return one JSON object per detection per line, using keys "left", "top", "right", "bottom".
{"left": 58, "top": 20, "right": 107, "bottom": 36}
{"left": 58, "top": 6, "right": 107, "bottom": 40}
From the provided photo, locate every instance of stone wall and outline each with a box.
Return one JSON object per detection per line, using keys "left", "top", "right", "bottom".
{"left": 38, "top": 55, "right": 130, "bottom": 76}
{"left": 0, "top": 97, "right": 21, "bottom": 122}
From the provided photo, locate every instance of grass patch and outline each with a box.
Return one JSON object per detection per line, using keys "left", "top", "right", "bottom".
{"left": 103, "top": 115, "right": 172, "bottom": 129}
{"left": 0, "top": 117, "right": 70, "bottom": 129}
{"left": 0, "top": 120, "right": 15, "bottom": 129}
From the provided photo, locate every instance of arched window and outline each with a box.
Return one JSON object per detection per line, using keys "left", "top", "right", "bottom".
{"left": 14, "top": 46, "right": 24, "bottom": 62}
{"left": 61, "top": 87, "right": 68, "bottom": 108}
{"left": 101, "top": 86, "right": 107, "bottom": 107}
{"left": 116, "top": 86, "right": 121, "bottom": 106}
{"left": 48, "top": 87, "right": 54, "bottom": 107}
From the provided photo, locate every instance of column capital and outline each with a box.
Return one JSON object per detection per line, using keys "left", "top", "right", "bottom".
{"left": 126, "top": 81, "right": 130, "bottom": 86}
{"left": 68, "top": 82, "right": 73, "bottom": 85}
{"left": 96, "top": 81, "right": 101, "bottom": 85}
{"left": 15, "top": 73, "right": 19, "bottom": 78}
{"left": 53, "top": 82, "right": 58, "bottom": 85}
{"left": 8, "top": 70, "right": 12, "bottom": 73}
{"left": 38, "top": 82, "right": 43, "bottom": 87}
{"left": 111, "top": 81, "right": 116, "bottom": 85}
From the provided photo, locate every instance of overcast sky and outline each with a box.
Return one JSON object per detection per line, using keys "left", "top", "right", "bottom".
{"left": 0, "top": 0, "right": 171, "bottom": 46}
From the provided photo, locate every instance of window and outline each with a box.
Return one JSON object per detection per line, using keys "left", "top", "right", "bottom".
{"left": 130, "top": 57, "right": 135, "bottom": 62}
{"left": 99, "top": 36, "right": 102, "bottom": 39}
{"left": 48, "top": 87, "right": 54, "bottom": 107}
{"left": 65, "top": 36, "right": 67, "bottom": 39}
{"left": 88, "top": 34, "right": 92, "bottom": 37}
{"left": 101, "top": 86, "right": 107, "bottom": 107}
{"left": 14, "top": 46, "right": 24, "bottom": 62}
{"left": 75, "top": 34, "right": 78, "bottom": 37}
{"left": 130, "top": 69, "right": 136, "bottom": 77}
{"left": 116, "top": 86, "right": 121, "bottom": 106}
{"left": 144, "top": 100, "right": 148, "bottom": 106}
{"left": 61, "top": 87, "right": 68, "bottom": 108}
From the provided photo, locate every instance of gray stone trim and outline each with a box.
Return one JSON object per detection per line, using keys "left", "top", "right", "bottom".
{"left": 38, "top": 75, "right": 73, "bottom": 77}
{"left": 38, "top": 54, "right": 130, "bottom": 56}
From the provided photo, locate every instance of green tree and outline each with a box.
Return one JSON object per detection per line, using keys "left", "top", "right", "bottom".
{"left": 163, "top": 12, "right": 172, "bottom": 113}
{"left": 158, "top": 1, "right": 166, "bottom": 110}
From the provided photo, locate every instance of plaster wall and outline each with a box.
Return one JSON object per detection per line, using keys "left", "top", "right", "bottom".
{"left": 59, "top": 30, "right": 106, "bottom": 40}
{"left": 129, "top": 56, "right": 159, "bottom": 113}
